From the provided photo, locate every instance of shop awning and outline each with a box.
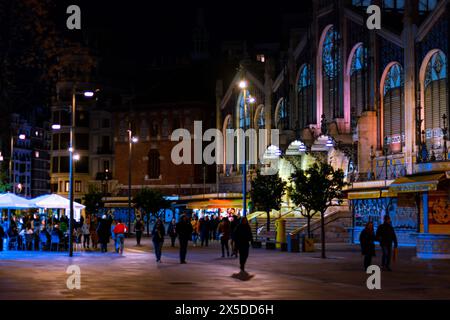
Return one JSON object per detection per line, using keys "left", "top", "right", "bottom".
{"left": 389, "top": 173, "right": 446, "bottom": 193}
{"left": 186, "top": 199, "right": 245, "bottom": 209}
{"left": 347, "top": 190, "right": 381, "bottom": 200}
{"left": 0, "top": 193, "right": 34, "bottom": 209}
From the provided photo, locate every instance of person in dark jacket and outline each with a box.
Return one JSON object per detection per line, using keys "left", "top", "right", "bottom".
{"left": 176, "top": 214, "right": 193, "bottom": 264}
{"left": 230, "top": 214, "right": 241, "bottom": 257}
{"left": 234, "top": 217, "right": 253, "bottom": 273}
{"left": 359, "top": 221, "right": 376, "bottom": 271}
{"left": 200, "top": 216, "right": 210, "bottom": 247}
{"left": 96, "top": 215, "right": 111, "bottom": 253}
{"left": 376, "top": 215, "right": 398, "bottom": 271}
{"left": 167, "top": 218, "right": 177, "bottom": 247}
{"left": 134, "top": 217, "right": 144, "bottom": 246}
{"left": 0, "top": 224, "right": 5, "bottom": 251}
{"left": 152, "top": 218, "right": 166, "bottom": 262}
{"left": 218, "top": 217, "right": 231, "bottom": 257}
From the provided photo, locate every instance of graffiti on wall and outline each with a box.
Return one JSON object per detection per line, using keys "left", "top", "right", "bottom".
{"left": 353, "top": 197, "right": 418, "bottom": 230}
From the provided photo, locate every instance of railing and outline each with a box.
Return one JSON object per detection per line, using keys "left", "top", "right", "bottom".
{"left": 289, "top": 206, "right": 348, "bottom": 236}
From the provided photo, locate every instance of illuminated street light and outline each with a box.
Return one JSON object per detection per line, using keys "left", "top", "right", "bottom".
{"left": 73, "top": 154, "right": 80, "bottom": 161}
{"left": 83, "top": 91, "right": 95, "bottom": 97}
{"left": 132, "top": 136, "right": 139, "bottom": 143}
{"left": 238, "top": 80, "right": 247, "bottom": 89}
{"left": 18, "top": 134, "right": 26, "bottom": 140}
{"left": 52, "top": 124, "right": 61, "bottom": 130}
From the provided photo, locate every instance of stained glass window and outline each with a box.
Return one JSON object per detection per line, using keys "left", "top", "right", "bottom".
{"left": 238, "top": 92, "right": 251, "bottom": 129}
{"left": 350, "top": 46, "right": 366, "bottom": 75}
{"left": 424, "top": 51, "right": 448, "bottom": 159}
{"left": 276, "top": 98, "right": 288, "bottom": 129}
{"left": 297, "top": 65, "right": 311, "bottom": 91}
{"left": 383, "top": 63, "right": 404, "bottom": 96}
{"left": 425, "top": 51, "right": 447, "bottom": 87}
{"left": 322, "top": 27, "right": 340, "bottom": 78}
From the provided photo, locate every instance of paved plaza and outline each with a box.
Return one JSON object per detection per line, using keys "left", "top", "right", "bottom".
{"left": 1, "top": 238, "right": 450, "bottom": 300}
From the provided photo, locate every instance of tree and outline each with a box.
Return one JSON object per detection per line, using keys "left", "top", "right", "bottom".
{"left": 250, "top": 170, "right": 286, "bottom": 234}
{"left": 133, "top": 188, "right": 171, "bottom": 236}
{"left": 0, "top": 168, "right": 10, "bottom": 193}
{"left": 288, "top": 162, "right": 346, "bottom": 258}
{"left": 83, "top": 185, "right": 104, "bottom": 217}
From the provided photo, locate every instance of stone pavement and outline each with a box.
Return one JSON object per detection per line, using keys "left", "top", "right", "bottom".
{"left": 1, "top": 237, "right": 450, "bottom": 300}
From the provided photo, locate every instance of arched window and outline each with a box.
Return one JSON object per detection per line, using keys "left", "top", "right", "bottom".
{"left": 223, "top": 115, "right": 234, "bottom": 175}
{"left": 275, "top": 98, "right": 288, "bottom": 130}
{"left": 383, "top": 63, "right": 405, "bottom": 153}
{"left": 238, "top": 92, "right": 251, "bottom": 129}
{"left": 254, "top": 105, "right": 265, "bottom": 129}
{"left": 350, "top": 45, "right": 367, "bottom": 130}
{"left": 297, "top": 64, "right": 314, "bottom": 128}
{"left": 322, "top": 26, "right": 342, "bottom": 120}
{"left": 424, "top": 50, "right": 448, "bottom": 158}
{"left": 148, "top": 150, "right": 160, "bottom": 179}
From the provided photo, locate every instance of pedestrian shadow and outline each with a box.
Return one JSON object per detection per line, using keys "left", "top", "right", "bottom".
{"left": 231, "top": 271, "right": 255, "bottom": 281}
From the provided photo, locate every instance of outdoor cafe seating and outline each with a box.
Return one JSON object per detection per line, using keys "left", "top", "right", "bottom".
{"left": 1, "top": 193, "right": 85, "bottom": 253}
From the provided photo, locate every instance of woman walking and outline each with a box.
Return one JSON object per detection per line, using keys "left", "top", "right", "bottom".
{"left": 81, "top": 219, "right": 91, "bottom": 249}
{"left": 218, "top": 217, "right": 231, "bottom": 257}
{"left": 360, "top": 221, "right": 376, "bottom": 271}
{"left": 167, "top": 218, "right": 177, "bottom": 247}
{"left": 152, "top": 218, "right": 166, "bottom": 262}
{"left": 234, "top": 217, "right": 253, "bottom": 273}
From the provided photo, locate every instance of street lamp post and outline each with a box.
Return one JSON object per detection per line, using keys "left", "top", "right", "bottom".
{"left": 238, "top": 79, "right": 255, "bottom": 217}
{"left": 127, "top": 129, "right": 138, "bottom": 235}
{"left": 67, "top": 87, "right": 95, "bottom": 257}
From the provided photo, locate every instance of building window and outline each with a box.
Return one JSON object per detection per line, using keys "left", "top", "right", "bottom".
{"left": 148, "top": 150, "right": 160, "bottom": 179}
{"left": 297, "top": 64, "right": 314, "bottom": 128}
{"left": 102, "top": 118, "right": 110, "bottom": 128}
{"left": 257, "top": 54, "right": 265, "bottom": 63}
{"left": 383, "top": 63, "right": 405, "bottom": 153}
{"left": 75, "top": 181, "right": 82, "bottom": 193}
{"left": 255, "top": 105, "right": 265, "bottom": 129}
{"left": 322, "top": 26, "right": 342, "bottom": 120}
{"left": 424, "top": 50, "right": 448, "bottom": 159}
{"left": 275, "top": 98, "right": 288, "bottom": 130}
{"left": 350, "top": 45, "right": 368, "bottom": 131}
{"left": 65, "top": 181, "right": 69, "bottom": 193}
{"left": 103, "top": 160, "right": 110, "bottom": 172}
{"left": 238, "top": 92, "right": 251, "bottom": 129}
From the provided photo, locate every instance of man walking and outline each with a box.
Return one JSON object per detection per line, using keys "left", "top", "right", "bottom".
{"left": 113, "top": 219, "right": 128, "bottom": 255}
{"left": 176, "top": 215, "right": 193, "bottom": 264}
{"left": 134, "top": 217, "right": 144, "bottom": 246}
{"left": 376, "top": 215, "right": 398, "bottom": 271}
{"left": 234, "top": 217, "right": 253, "bottom": 273}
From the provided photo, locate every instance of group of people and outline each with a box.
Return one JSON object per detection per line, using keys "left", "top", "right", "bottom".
{"left": 359, "top": 215, "right": 398, "bottom": 271}
{"left": 151, "top": 213, "right": 253, "bottom": 273}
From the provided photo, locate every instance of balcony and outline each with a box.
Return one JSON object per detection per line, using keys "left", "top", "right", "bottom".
{"left": 96, "top": 147, "right": 113, "bottom": 154}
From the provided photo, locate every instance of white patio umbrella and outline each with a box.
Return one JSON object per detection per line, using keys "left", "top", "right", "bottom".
{"left": 0, "top": 193, "right": 34, "bottom": 209}
{"left": 0, "top": 193, "right": 35, "bottom": 229}
{"left": 30, "top": 194, "right": 85, "bottom": 221}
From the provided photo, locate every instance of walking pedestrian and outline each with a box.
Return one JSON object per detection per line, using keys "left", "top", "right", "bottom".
{"left": 81, "top": 219, "right": 91, "bottom": 249}
{"left": 191, "top": 215, "right": 199, "bottom": 247}
{"left": 0, "top": 223, "right": 5, "bottom": 252}
{"left": 218, "top": 217, "right": 231, "bottom": 257}
{"left": 200, "top": 216, "right": 210, "bottom": 247}
{"left": 111, "top": 219, "right": 117, "bottom": 252}
{"left": 376, "top": 215, "right": 398, "bottom": 271}
{"left": 96, "top": 215, "right": 111, "bottom": 253}
{"left": 230, "top": 214, "right": 240, "bottom": 257}
{"left": 90, "top": 216, "right": 99, "bottom": 249}
{"left": 211, "top": 215, "right": 220, "bottom": 241}
{"left": 134, "top": 217, "right": 144, "bottom": 246}
{"left": 152, "top": 218, "right": 165, "bottom": 262}
{"left": 359, "top": 221, "right": 376, "bottom": 271}
{"left": 167, "top": 218, "right": 177, "bottom": 247}
{"left": 234, "top": 217, "right": 253, "bottom": 273}
{"left": 113, "top": 219, "right": 128, "bottom": 255}
{"left": 176, "top": 214, "right": 193, "bottom": 264}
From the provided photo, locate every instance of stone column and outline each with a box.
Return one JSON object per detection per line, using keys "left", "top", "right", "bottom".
{"left": 402, "top": 2, "right": 418, "bottom": 175}
{"left": 422, "top": 191, "right": 429, "bottom": 233}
